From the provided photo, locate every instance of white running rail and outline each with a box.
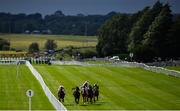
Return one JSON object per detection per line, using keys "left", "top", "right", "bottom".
{"left": 25, "top": 61, "right": 67, "bottom": 111}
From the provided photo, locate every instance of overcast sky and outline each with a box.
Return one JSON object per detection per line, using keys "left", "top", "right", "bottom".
{"left": 0, "top": 0, "right": 179, "bottom": 16}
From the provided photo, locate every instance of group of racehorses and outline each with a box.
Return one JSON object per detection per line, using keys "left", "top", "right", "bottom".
{"left": 57, "top": 81, "right": 99, "bottom": 104}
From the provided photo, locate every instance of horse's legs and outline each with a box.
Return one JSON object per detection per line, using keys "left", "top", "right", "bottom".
{"left": 82, "top": 96, "right": 85, "bottom": 103}
{"left": 93, "top": 96, "right": 96, "bottom": 102}
{"left": 75, "top": 97, "right": 79, "bottom": 104}
{"left": 86, "top": 96, "right": 88, "bottom": 102}
{"left": 62, "top": 98, "right": 64, "bottom": 102}
{"left": 75, "top": 98, "right": 78, "bottom": 104}
{"left": 77, "top": 97, "right": 79, "bottom": 104}
{"left": 90, "top": 97, "right": 92, "bottom": 104}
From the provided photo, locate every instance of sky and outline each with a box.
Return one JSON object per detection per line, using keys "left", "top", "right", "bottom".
{"left": 0, "top": 0, "right": 180, "bottom": 16}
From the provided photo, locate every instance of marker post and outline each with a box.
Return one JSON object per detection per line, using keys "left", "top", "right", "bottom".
{"left": 26, "top": 89, "right": 34, "bottom": 111}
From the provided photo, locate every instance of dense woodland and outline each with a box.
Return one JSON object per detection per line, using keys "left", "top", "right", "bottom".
{"left": 97, "top": 1, "right": 180, "bottom": 62}
{"left": 0, "top": 11, "right": 116, "bottom": 35}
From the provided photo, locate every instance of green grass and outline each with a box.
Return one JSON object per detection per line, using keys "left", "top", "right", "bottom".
{"left": 0, "top": 34, "right": 97, "bottom": 50}
{"left": 34, "top": 65, "right": 180, "bottom": 110}
{"left": 0, "top": 65, "right": 54, "bottom": 110}
{"left": 165, "top": 66, "right": 180, "bottom": 71}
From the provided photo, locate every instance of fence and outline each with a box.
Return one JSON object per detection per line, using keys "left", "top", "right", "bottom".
{"left": 26, "top": 61, "right": 67, "bottom": 111}
{"left": 112, "top": 62, "right": 180, "bottom": 77}
{"left": 0, "top": 60, "right": 26, "bottom": 65}
{"left": 133, "top": 62, "right": 180, "bottom": 77}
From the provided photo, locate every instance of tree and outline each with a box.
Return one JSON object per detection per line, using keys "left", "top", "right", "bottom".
{"left": 165, "top": 15, "right": 180, "bottom": 58}
{"left": 0, "top": 11, "right": 116, "bottom": 35}
{"left": 54, "top": 10, "right": 65, "bottom": 17}
{"left": 128, "top": 1, "right": 163, "bottom": 60}
{"left": 128, "top": 7, "right": 150, "bottom": 52}
{"left": 28, "top": 42, "right": 39, "bottom": 53}
{"left": 0, "top": 38, "right": 10, "bottom": 50}
{"left": 97, "top": 14, "right": 131, "bottom": 56}
{"left": 44, "top": 39, "right": 57, "bottom": 50}
{"left": 143, "top": 3, "right": 173, "bottom": 59}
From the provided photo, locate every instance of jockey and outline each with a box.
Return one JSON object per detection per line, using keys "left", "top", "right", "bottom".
{"left": 76, "top": 86, "right": 80, "bottom": 91}
{"left": 57, "top": 85, "right": 65, "bottom": 102}
{"left": 83, "top": 80, "right": 89, "bottom": 88}
{"left": 93, "top": 83, "right": 99, "bottom": 90}
{"left": 81, "top": 81, "right": 89, "bottom": 95}
{"left": 58, "top": 85, "right": 65, "bottom": 93}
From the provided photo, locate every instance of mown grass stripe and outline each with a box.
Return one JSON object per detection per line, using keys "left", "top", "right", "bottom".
{"left": 87, "top": 67, "right": 163, "bottom": 109}
{"left": 105, "top": 67, "right": 179, "bottom": 109}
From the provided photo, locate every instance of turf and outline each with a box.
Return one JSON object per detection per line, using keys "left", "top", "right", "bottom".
{"left": 0, "top": 65, "right": 54, "bottom": 110}
{"left": 165, "top": 66, "right": 180, "bottom": 71}
{"left": 34, "top": 65, "right": 180, "bottom": 110}
{"left": 0, "top": 34, "right": 97, "bottom": 50}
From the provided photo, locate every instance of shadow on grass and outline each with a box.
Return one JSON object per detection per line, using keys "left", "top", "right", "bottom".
{"left": 80, "top": 101, "right": 109, "bottom": 106}
{"left": 64, "top": 101, "right": 109, "bottom": 107}
{"left": 64, "top": 103, "right": 75, "bottom": 106}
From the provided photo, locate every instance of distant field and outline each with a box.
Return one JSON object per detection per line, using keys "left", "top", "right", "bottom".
{"left": 0, "top": 34, "right": 97, "bottom": 50}
{"left": 35, "top": 65, "right": 180, "bottom": 110}
{"left": 0, "top": 65, "right": 54, "bottom": 110}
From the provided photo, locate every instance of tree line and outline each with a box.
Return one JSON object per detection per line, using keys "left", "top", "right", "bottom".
{"left": 0, "top": 11, "right": 116, "bottom": 35}
{"left": 97, "top": 1, "right": 180, "bottom": 62}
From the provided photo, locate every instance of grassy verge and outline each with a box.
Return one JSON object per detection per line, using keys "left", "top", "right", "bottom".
{"left": 165, "top": 66, "right": 180, "bottom": 71}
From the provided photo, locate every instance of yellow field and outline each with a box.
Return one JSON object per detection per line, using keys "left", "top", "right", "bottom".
{"left": 0, "top": 34, "right": 97, "bottom": 50}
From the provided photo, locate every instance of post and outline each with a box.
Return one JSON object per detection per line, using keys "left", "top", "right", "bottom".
{"left": 26, "top": 89, "right": 34, "bottom": 111}
{"left": 16, "top": 61, "right": 20, "bottom": 79}
{"left": 29, "top": 97, "right": 31, "bottom": 111}
{"left": 129, "top": 53, "right": 134, "bottom": 62}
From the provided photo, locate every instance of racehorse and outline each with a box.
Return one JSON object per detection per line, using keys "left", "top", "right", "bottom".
{"left": 58, "top": 86, "right": 65, "bottom": 102}
{"left": 81, "top": 85, "right": 88, "bottom": 103}
{"left": 93, "top": 84, "right": 99, "bottom": 102}
{"left": 73, "top": 86, "right": 80, "bottom": 104}
{"left": 87, "top": 85, "right": 94, "bottom": 104}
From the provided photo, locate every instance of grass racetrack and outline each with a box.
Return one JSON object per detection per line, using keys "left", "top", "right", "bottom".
{"left": 34, "top": 65, "right": 180, "bottom": 110}
{"left": 0, "top": 65, "right": 54, "bottom": 110}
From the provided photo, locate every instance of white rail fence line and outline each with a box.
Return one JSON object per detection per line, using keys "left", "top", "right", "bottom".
{"left": 25, "top": 61, "right": 67, "bottom": 111}
{"left": 116, "top": 62, "right": 180, "bottom": 78}
{"left": 0, "top": 60, "right": 21, "bottom": 64}
{"left": 52, "top": 61, "right": 180, "bottom": 78}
